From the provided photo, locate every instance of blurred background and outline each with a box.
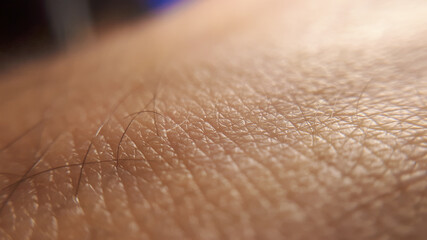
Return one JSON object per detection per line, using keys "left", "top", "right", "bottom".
{"left": 0, "top": 0, "right": 184, "bottom": 71}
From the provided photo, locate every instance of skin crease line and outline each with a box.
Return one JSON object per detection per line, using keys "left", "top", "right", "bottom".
{"left": 0, "top": 0, "right": 427, "bottom": 239}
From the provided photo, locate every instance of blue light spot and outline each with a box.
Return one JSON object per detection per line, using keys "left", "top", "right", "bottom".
{"left": 146, "top": 0, "right": 182, "bottom": 10}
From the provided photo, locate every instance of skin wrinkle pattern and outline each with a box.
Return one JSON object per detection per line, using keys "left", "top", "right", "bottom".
{"left": 74, "top": 83, "right": 147, "bottom": 198}
{"left": 0, "top": 59, "right": 424, "bottom": 237}
{"left": 0, "top": 0, "right": 426, "bottom": 239}
{"left": 0, "top": 82, "right": 144, "bottom": 208}
{"left": 117, "top": 109, "right": 163, "bottom": 168}
{"left": 0, "top": 83, "right": 159, "bottom": 238}
{"left": 0, "top": 134, "right": 63, "bottom": 213}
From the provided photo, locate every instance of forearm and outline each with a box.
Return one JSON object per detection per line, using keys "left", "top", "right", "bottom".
{"left": 0, "top": 0, "right": 426, "bottom": 239}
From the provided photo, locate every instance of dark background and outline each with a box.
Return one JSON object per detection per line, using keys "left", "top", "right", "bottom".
{"left": 0, "top": 0, "right": 182, "bottom": 70}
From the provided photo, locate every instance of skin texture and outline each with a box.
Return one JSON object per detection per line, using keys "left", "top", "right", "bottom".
{"left": 0, "top": 0, "right": 426, "bottom": 239}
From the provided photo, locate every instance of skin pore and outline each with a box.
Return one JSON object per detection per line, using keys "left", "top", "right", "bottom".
{"left": 0, "top": 0, "right": 426, "bottom": 239}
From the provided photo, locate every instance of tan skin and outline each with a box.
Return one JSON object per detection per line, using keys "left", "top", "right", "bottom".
{"left": 0, "top": 0, "right": 426, "bottom": 239}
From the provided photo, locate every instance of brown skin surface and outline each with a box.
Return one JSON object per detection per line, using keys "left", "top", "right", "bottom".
{"left": 0, "top": 0, "right": 427, "bottom": 239}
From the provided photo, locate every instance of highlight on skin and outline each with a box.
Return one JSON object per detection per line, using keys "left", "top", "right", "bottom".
{"left": 0, "top": 0, "right": 426, "bottom": 239}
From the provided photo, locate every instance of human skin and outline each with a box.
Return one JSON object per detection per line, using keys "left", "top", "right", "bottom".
{"left": 0, "top": 0, "right": 426, "bottom": 239}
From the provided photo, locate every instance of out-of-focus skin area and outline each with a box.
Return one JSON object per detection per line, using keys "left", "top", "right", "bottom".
{"left": 0, "top": 0, "right": 182, "bottom": 70}
{"left": 0, "top": 0, "right": 427, "bottom": 239}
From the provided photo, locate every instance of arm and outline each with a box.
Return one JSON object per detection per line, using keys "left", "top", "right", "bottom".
{"left": 0, "top": 0, "right": 426, "bottom": 239}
